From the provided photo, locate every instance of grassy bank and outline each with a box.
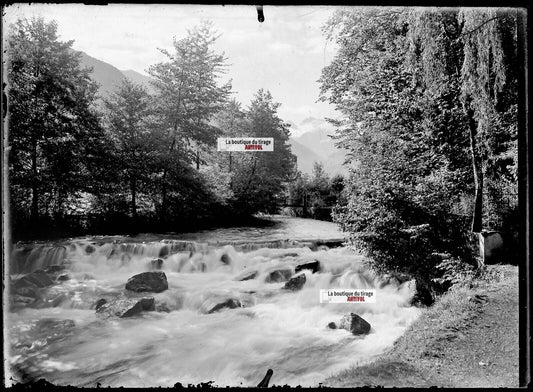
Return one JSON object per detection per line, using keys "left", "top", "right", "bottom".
{"left": 324, "top": 264, "right": 519, "bottom": 388}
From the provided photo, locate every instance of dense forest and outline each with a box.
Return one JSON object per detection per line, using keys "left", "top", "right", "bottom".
{"left": 319, "top": 8, "right": 520, "bottom": 304}
{"left": 6, "top": 18, "right": 299, "bottom": 240}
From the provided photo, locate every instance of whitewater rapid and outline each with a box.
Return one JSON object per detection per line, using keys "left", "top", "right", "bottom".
{"left": 6, "top": 217, "right": 420, "bottom": 387}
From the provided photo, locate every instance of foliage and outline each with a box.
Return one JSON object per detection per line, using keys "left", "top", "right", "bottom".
{"left": 7, "top": 17, "right": 106, "bottom": 229}
{"left": 230, "top": 90, "right": 297, "bottom": 214}
{"left": 319, "top": 8, "right": 517, "bottom": 304}
{"left": 287, "top": 163, "right": 346, "bottom": 220}
{"left": 6, "top": 18, "right": 298, "bottom": 239}
{"left": 147, "top": 21, "right": 232, "bottom": 217}
{"left": 101, "top": 78, "right": 163, "bottom": 217}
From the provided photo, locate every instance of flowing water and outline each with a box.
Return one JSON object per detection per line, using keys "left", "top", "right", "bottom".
{"left": 5, "top": 216, "right": 420, "bottom": 387}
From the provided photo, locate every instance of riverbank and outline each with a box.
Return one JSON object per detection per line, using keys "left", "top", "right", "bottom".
{"left": 324, "top": 264, "right": 519, "bottom": 387}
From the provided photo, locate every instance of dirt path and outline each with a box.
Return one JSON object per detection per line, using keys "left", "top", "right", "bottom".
{"left": 324, "top": 264, "right": 519, "bottom": 388}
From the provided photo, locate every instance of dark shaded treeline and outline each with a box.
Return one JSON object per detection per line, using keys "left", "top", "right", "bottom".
{"left": 6, "top": 18, "right": 298, "bottom": 241}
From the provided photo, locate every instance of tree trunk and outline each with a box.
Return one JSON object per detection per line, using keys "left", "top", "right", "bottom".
{"left": 131, "top": 178, "right": 137, "bottom": 218}
{"left": 31, "top": 138, "right": 39, "bottom": 221}
{"left": 161, "top": 123, "right": 178, "bottom": 217}
{"left": 463, "top": 98, "right": 484, "bottom": 233}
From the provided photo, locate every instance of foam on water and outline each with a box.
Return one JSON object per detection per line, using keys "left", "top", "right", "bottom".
{"left": 7, "top": 219, "right": 420, "bottom": 387}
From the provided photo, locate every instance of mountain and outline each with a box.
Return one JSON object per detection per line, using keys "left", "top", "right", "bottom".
{"left": 288, "top": 139, "right": 324, "bottom": 176}
{"left": 120, "top": 69, "right": 153, "bottom": 92}
{"left": 76, "top": 52, "right": 347, "bottom": 176}
{"left": 289, "top": 117, "right": 348, "bottom": 176}
{"left": 77, "top": 51, "right": 153, "bottom": 97}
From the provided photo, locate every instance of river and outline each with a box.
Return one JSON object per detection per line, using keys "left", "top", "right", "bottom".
{"left": 5, "top": 216, "right": 420, "bottom": 387}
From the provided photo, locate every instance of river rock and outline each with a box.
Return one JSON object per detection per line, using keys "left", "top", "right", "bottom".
{"left": 10, "top": 294, "right": 37, "bottom": 310}
{"left": 125, "top": 271, "right": 168, "bottom": 293}
{"left": 283, "top": 273, "right": 306, "bottom": 291}
{"left": 57, "top": 274, "right": 70, "bottom": 282}
{"left": 150, "top": 258, "right": 164, "bottom": 270}
{"left": 85, "top": 244, "right": 96, "bottom": 254}
{"left": 12, "top": 270, "right": 54, "bottom": 289}
{"left": 158, "top": 246, "right": 170, "bottom": 258}
{"left": 12, "top": 285, "right": 40, "bottom": 299}
{"left": 327, "top": 322, "right": 337, "bottom": 329}
{"left": 338, "top": 313, "right": 371, "bottom": 335}
{"left": 220, "top": 253, "right": 231, "bottom": 265}
{"left": 96, "top": 297, "right": 155, "bottom": 319}
{"left": 234, "top": 270, "right": 258, "bottom": 281}
{"left": 203, "top": 298, "right": 242, "bottom": 314}
{"left": 93, "top": 298, "right": 107, "bottom": 310}
{"left": 44, "top": 265, "right": 65, "bottom": 273}
{"left": 265, "top": 268, "right": 293, "bottom": 283}
{"left": 295, "top": 260, "right": 320, "bottom": 274}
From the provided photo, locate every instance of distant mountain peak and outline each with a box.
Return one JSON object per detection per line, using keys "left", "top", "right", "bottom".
{"left": 77, "top": 51, "right": 153, "bottom": 97}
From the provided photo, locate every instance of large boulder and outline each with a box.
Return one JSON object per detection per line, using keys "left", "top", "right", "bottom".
{"left": 265, "top": 268, "right": 293, "bottom": 283}
{"left": 96, "top": 297, "right": 155, "bottom": 319}
{"left": 125, "top": 271, "right": 168, "bottom": 293}
{"left": 295, "top": 260, "right": 320, "bottom": 274}
{"left": 283, "top": 274, "right": 306, "bottom": 291}
{"left": 338, "top": 313, "right": 371, "bottom": 335}
{"left": 202, "top": 298, "right": 242, "bottom": 314}
{"left": 234, "top": 270, "right": 258, "bottom": 281}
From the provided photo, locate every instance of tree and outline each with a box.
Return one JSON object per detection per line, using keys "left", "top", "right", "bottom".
{"left": 231, "top": 90, "right": 297, "bottom": 213}
{"left": 7, "top": 17, "right": 105, "bottom": 223}
{"left": 102, "top": 78, "right": 162, "bottom": 217}
{"left": 406, "top": 8, "right": 518, "bottom": 232}
{"left": 319, "top": 8, "right": 482, "bottom": 304}
{"left": 148, "top": 21, "right": 232, "bottom": 216}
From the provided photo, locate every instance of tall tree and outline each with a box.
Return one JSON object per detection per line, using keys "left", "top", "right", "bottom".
{"left": 406, "top": 8, "right": 518, "bottom": 232}
{"left": 7, "top": 17, "right": 105, "bottom": 221}
{"left": 148, "top": 21, "right": 231, "bottom": 215}
{"left": 319, "top": 8, "right": 477, "bottom": 304}
{"left": 231, "top": 90, "right": 297, "bottom": 213}
{"left": 102, "top": 78, "right": 162, "bottom": 217}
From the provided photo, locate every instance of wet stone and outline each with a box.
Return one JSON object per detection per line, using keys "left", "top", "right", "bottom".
{"left": 234, "top": 270, "right": 258, "bottom": 281}
{"left": 150, "top": 258, "right": 164, "bottom": 270}
{"left": 265, "top": 268, "right": 293, "bottom": 283}
{"left": 339, "top": 313, "right": 371, "bottom": 335}
{"left": 220, "top": 253, "right": 231, "bottom": 265}
{"left": 203, "top": 298, "right": 242, "bottom": 314}
{"left": 96, "top": 297, "right": 155, "bottom": 319}
{"left": 94, "top": 298, "right": 107, "bottom": 310}
{"left": 125, "top": 271, "right": 168, "bottom": 293}
{"left": 283, "top": 274, "right": 306, "bottom": 291}
{"left": 12, "top": 271, "right": 54, "bottom": 289}
{"left": 295, "top": 260, "right": 320, "bottom": 274}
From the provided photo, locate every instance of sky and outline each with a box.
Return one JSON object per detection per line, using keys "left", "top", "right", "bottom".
{"left": 3, "top": 4, "right": 345, "bottom": 137}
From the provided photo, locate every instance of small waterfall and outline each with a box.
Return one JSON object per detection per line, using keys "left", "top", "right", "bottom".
{"left": 9, "top": 238, "right": 345, "bottom": 275}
